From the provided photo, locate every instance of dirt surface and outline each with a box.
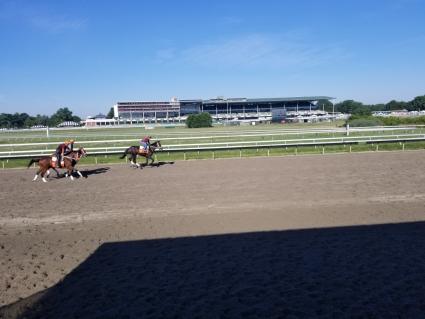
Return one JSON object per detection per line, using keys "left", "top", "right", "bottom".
{"left": 1, "top": 152, "right": 425, "bottom": 318}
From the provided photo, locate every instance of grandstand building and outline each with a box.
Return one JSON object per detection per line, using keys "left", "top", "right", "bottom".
{"left": 112, "top": 96, "right": 334, "bottom": 123}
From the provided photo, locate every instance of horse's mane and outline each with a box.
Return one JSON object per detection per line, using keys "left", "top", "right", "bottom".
{"left": 151, "top": 140, "right": 161, "bottom": 146}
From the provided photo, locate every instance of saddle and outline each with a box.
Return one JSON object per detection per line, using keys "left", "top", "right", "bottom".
{"left": 51, "top": 156, "right": 65, "bottom": 168}
{"left": 139, "top": 148, "right": 148, "bottom": 155}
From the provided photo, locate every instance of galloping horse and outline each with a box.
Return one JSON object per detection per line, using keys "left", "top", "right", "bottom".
{"left": 119, "top": 141, "right": 162, "bottom": 168}
{"left": 27, "top": 148, "right": 87, "bottom": 182}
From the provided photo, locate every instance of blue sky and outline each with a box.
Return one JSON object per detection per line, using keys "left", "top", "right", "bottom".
{"left": 0, "top": 0, "right": 424, "bottom": 117}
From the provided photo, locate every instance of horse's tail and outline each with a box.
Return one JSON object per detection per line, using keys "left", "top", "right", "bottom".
{"left": 27, "top": 158, "right": 39, "bottom": 168}
{"left": 119, "top": 147, "right": 131, "bottom": 159}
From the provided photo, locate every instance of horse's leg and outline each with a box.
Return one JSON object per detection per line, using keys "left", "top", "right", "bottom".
{"left": 40, "top": 169, "right": 48, "bottom": 183}
{"left": 68, "top": 166, "right": 74, "bottom": 181}
{"left": 130, "top": 153, "right": 136, "bottom": 167}
{"left": 33, "top": 168, "right": 40, "bottom": 181}
{"left": 134, "top": 154, "right": 140, "bottom": 168}
{"left": 53, "top": 168, "right": 60, "bottom": 177}
{"left": 76, "top": 169, "right": 83, "bottom": 178}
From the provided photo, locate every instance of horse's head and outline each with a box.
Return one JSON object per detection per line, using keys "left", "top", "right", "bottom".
{"left": 77, "top": 147, "right": 87, "bottom": 158}
{"left": 151, "top": 140, "right": 162, "bottom": 150}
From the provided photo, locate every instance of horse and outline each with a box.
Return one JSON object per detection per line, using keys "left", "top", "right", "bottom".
{"left": 119, "top": 141, "right": 162, "bottom": 168}
{"left": 27, "top": 148, "right": 87, "bottom": 182}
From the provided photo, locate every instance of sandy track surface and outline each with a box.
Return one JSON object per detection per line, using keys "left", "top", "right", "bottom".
{"left": 1, "top": 152, "right": 425, "bottom": 318}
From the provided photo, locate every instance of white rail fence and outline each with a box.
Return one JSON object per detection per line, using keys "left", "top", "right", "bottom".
{"left": 0, "top": 125, "right": 423, "bottom": 141}
{"left": 1, "top": 136, "right": 425, "bottom": 163}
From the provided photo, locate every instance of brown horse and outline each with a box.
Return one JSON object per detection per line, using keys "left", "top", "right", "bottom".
{"left": 119, "top": 141, "right": 162, "bottom": 168}
{"left": 27, "top": 148, "right": 87, "bottom": 182}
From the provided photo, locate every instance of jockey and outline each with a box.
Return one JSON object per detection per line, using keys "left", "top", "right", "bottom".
{"left": 140, "top": 136, "right": 151, "bottom": 151}
{"left": 55, "top": 139, "right": 75, "bottom": 167}
{"left": 55, "top": 140, "right": 70, "bottom": 167}
{"left": 66, "top": 139, "right": 75, "bottom": 154}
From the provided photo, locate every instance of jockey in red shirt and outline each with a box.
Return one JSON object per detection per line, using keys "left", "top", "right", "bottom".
{"left": 55, "top": 139, "right": 75, "bottom": 167}
{"left": 140, "top": 136, "right": 151, "bottom": 151}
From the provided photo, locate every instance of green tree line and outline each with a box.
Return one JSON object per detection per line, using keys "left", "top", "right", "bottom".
{"left": 318, "top": 94, "right": 425, "bottom": 116}
{"left": 0, "top": 107, "right": 81, "bottom": 129}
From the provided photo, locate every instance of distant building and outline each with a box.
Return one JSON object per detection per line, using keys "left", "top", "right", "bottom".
{"left": 112, "top": 96, "right": 335, "bottom": 124}
{"left": 372, "top": 110, "right": 425, "bottom": 117}
{"left": 87, "top": 113, "right": 107, "bottom": 119}
{"left": 57, "top": 121, "right": 80, "bottom": 128}
{"left": 81, "top": 113, "right": 120, "bottom": 127}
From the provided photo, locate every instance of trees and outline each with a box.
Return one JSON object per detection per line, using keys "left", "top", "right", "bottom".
{"left": 385, "top": 100, "right": 407, "bottom": 111}
{"left": 48, "top": 107, "right": 81, "bottom": 126}
{"left": 0, "top": 107, "right": 81, "bottom": 128}
{"left": 0, "top": 113, "right": 13, "bottom": 128}
{"left": 408, "top": 95, "right": 425, "bottom": 111}
{"left": 186, "top": 112, "right": 213, "bottom": 128}
{"left": 335, "top": 100, "right": 372, "bottom": 116}
{"left": 335, "top": 100, "right": 363, "bottom": 114}
{"left": 0, "top": 113, "right": 30, "bottom": 128}
{"left": 316, "top": 99, "right": 334, "bottom": 112}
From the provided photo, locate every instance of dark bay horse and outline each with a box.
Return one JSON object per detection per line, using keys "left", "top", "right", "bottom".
{"left": 27, "top": 148, "right": 87, "bottom": 182}
{"left": 119, "top": 141, "right": 162, "bottom": 168}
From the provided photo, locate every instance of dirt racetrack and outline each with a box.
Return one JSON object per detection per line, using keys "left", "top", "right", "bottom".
{"left": 1, "top": 151, "right": 425, "bottom": 318}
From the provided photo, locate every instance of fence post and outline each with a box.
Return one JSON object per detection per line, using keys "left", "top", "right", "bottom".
{"left": 267, "top": 148, "right": 270, "bottom": 156}
{"left": 212, "top": 151, "right": 215, "bottom": 159}
{"left": 402, "top": 143, "right": 405, "bottom": 151}
{"left": 2, "top": 161, "right": 4, "bottom": 169}
{"left": 295, "top": 147, "right": 298, "bottom": 155}
{"left": 95, "top": 157, "right": 98, "bottom": 164}
{"left": 184, "top": 152, "right": 186, "bottom": 160}
{"left": 376, "top": 144, "right": 379, "bottom": 151}
{"left": 322, "top": 146, "right": 325, "bottom": 154}
{"left": 239, "top": 149, "right": 242, "bottom": 158}
{"left": 349, "top": 145, "right": 352, "bottom": 153}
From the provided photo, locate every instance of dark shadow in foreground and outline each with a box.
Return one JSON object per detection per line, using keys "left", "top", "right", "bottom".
{"left": 2, "top": 222, "right": 425, "bottom": 319}
{"left": 142, "top": 161, "right": 175, "bottom": 168}
{"left": 81, "top": 167, "right": 110, "bottom": 178}
{"left": 54, "top": 167, "right": 110, "bottom": 179}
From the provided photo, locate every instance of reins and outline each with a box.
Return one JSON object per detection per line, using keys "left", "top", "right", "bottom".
{"left": 63, "top": 149, "right": 85, "bottom": 161}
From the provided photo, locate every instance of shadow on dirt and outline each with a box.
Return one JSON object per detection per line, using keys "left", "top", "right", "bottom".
{"left": 142, "top": 161, "right": 175, "bottom": 168}
{"left": 53, "top": 167, "right": 110, "bottom": 179}
{"left": 2, "top": 221, "right": 425, "bottom": 318}
{"left": 81, "top": 167, "right": 110, "bottom": 178}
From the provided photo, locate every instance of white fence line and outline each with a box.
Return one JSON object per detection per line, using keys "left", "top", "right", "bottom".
{"left": 0, "top": 129, "right": 423, "bottom": 149}
{"left": 1, "top": 136, "right": 425, "bottom": 160}
{"left": 1, "top": 133, "right": 425, "bottom": 156}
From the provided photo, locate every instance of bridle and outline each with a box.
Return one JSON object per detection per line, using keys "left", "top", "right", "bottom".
{"left": 64, "top": 148, "right": 86, "bottom": 161}
{"left": 76, "top": 148, "right": 87, "bottom": 160}
{"left": 151, "top": 141, "right": 163, "bottom": 151}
